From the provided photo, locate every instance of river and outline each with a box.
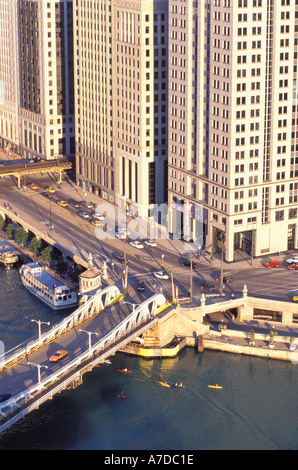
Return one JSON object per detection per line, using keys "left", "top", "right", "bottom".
{"left": 0, "top": 267, "right": 297, "bottom": 450}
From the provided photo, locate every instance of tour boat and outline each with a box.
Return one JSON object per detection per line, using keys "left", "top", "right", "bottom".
{"left": 19, "top": 262, "right": 78, "bottom": 310}
{"left": 0, "top": 237, "right": 18, "bottom": 268}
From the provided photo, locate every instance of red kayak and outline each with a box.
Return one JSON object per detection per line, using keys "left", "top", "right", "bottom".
{"left": 117, "top": 368, "right": 132, "bottom": 373}
{"left": 116, "top": 393, "right": 126, "bottom": 399}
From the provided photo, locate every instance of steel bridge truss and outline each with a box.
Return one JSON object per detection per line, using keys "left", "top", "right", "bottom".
{"left": 0, "top": 293, "right": 166, "bottom": 432}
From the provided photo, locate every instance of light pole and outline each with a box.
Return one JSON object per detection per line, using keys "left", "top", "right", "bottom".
{"left": 49, "top": 194, "right": 54, "bottom": 230}
{"left": 31, "top": 319, "right": 50, "bottom": 339}
{"left": 189, "top": 252, "right": 193, "bottom": 302}
{"left": 217, "top": 240, "right": 226, "bottom": 297}
{"left": 124, "top": 301, "right": 139, "bottom": 312}
{"left": 27, "top": 362, "right": 48, "bottom": 385}
{"left": 79, "top": 329, "right": 99, "bottom": 351}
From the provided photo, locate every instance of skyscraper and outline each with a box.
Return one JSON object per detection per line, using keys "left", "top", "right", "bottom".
{"left": 168, "top": 0, "right": 298, "bottom": 261}
{"left": 0, "top": 0, "right": 75, "bottom": 160}
{"left": 74, "top": 0, "right": 168, "bottom": 215}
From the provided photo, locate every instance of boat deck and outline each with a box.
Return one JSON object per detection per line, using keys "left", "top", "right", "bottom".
{"left": 23, "top": 263, "right": 73, "bottom": 292}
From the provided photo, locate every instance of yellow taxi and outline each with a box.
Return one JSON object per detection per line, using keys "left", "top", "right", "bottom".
{"left": 293, "top": 296, "right": 298, "bottom": 302}
{"left": 49, "top": 350, "right": 68, "bottom": 363}
{"left": 57, "top": 200, "right": 68, "bottom": 207}
{"left": 90, "top": 219, "right": 103, "bottom": 227}
{"left": 28, "top": 183, "right": 38, "bottom": 190}
{"left": 44, "top": 186, "right": 55, "bottom": 194}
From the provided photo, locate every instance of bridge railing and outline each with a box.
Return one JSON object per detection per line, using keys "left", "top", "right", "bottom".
{"left": 0, "top": 284, "right": 121, "bottom": 373}
{"left": 0, "top": 293, "right": 167, "bottom": 426}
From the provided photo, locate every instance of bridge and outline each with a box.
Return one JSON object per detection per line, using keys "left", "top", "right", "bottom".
{"left": 0, "top": 285, "right": 167, "bottom": 434}
{"left": 0, "top": 158, "right": 72, "bottom": 188}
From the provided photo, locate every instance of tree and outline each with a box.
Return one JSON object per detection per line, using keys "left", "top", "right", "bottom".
{"left": 5, "top": 224, "right": 14, "bottom": 239}
{"left": 40, "top": 246, "right": 52, "bottom": 265}
{"left": 56, "top": 256, "right": 68, "bottom": 274}
{"left": 0, "top": 215, "right": 5, "bottom": 229}
{"left": 15, "top": 227, "right": 28, "bottom": 247}
{"left": 29, "top": 237, "right": 42, "bottom": 256}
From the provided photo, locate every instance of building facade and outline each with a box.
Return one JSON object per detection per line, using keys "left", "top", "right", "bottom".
{"left": 168, "top": 0, "right": 298, "bottom": 261}
{"left": 0, "top": 0, "right": 75, "bottom": 160}
{"left": 74, "top": 0, "right": 168, "bottom": 214}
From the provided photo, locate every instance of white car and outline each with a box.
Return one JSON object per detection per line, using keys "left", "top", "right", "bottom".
{"left": 154, "top": 271, "right": 169, "bottom": 280}
{"left": 92, "top": 211, "right": 105, "bottom": 220}
{"left": 144, "top": 239, "right": 157, "bottom": 247}
{"left": 286, "top": 256, "right": 298, "bottom": 264}
{"left": 78, "top": 210, "right": 89, "bottom": 219}
{"left": 129, "top": 240, "right": 144, "bottom": 249}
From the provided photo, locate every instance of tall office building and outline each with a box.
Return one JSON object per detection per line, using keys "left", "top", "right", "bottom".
{"left": 0, "top": 0, "right": 20, "bottom": 153}
{"left": 168, "top": 0, "right": 298, "bottom": 261}
{"left": 74, "top": 0, "right": 168, "bottom": 214}
{"left": 0, "top": 0, "right": 75, "bottom": 160}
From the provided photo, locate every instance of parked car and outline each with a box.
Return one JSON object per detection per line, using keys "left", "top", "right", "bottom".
{"left": 49, "top": 350, "right": 68, "bottom": 363}
{"left": 80, "top": 200, "right": 94, "bottom": 209}
{"left": 68, "top": 199, "right": 80, "bottom": 208}
{"left": 199, "top": 282, "right": 216, "bottom": 291}
{"left": 264, "top": 260, "right": 280, "bottom": 268}
{"left": 153, "top": 271, "right": 169, "bottom": 280}
{"left": 91, "top": 211, "right": 105, "bottom": 220}
{"left": 286, "top": 256, "right": 298, "bottom": 264}
{"left": 78, "top": 210, "right": 89, "bottom": 219}
{"left": 0, "top": 393, "right": 11, "bottom": 403}
{"left": 129, "top": 240, "right": 144, "bottom": 249}
{"left": 144, "top": 239, "right": 157, "bottom": 247}
{"left": 137, "top": 281, "right": 146, "bottom": 292}
{"left": 288, "top": 263, "right": 298, "bottom": 270}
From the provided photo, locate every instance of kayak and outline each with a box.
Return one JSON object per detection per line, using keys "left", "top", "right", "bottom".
{"left": 159, "top": 381, "right": 171, "bottom": 388}
{"left": 117, "top": 368, "right": 132, "bottom": 373}
{"left": 208, "top": 385, "right": 223, "bottom": 389}
{"left": 116, "top": 393, "right": 126, "bottom": 399}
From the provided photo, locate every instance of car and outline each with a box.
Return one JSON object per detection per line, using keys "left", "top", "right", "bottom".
{"left": 199, "top": 282, "right": 216, "bottom": 291}
{"left": 49, "top": 350, "right": 68, "bottom": 363}
{"left": 144, "top": 239, "right": 157, "bottom": 247}
{"left": 91, "top": 211, "right": 105, "bottom": 220}
{"left": 129, "top": 240, "right": 144, "bottom": 249}
{"left": 90, "top": 219, "right": 103, "bottom": 227}
{"left": 28, "top": 183, "right": 38, "bottom": 190}
{"left": 0, "top": 393, "right": 11, "bottom": 403}
{"left": 264, "top": 260, "right": 280, "bottom": 268}
{"left": 287, "top": 256, "right": 298, "bottom": 264}
{"left": 214, "top": 274, "right": 232, "bottom": 282}
{"left": 115, "top": 229, "right": 130, "bottom": 239}
{"left": 288, "top": 263, "right": 298, "bottom": 270}
{"left": 68, "top": 199, "right": 80, "bottom": 208}
{"left": 113, "top": 252, "right": 125, "bottom": 262}
{"left": 153, "top": 271, "right": 169, "bottom": 280}
{"left": 78, "top": 210, "right": 89, "bottom": 219}
{"left": 57, "top": 200, "right": 68, "bottom": 207}
{"left": 44, "top": 186, "right": 55, "bottom": 193}
{"left": 180, "top": 259, "right": 199, "bottom": 268}
{"left": 80, "top": 200, "right": 94, "bottom": 209}
{"left": 41, "top": 191, "right": 51, "bottom": 198}
{"left": 293, "top": 296, "right": 298, "bottom": 301}
{"left": 137, "top": 281, "right": 146, "bottom": 292}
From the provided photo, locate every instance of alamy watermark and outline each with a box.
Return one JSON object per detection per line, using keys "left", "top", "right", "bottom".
{"left": 93, "top": 197, "right": 204, "bottom": 250}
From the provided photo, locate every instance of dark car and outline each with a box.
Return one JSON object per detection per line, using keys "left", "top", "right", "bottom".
{"left": 180, "top": 259, "right": 199, "bottom": 268}
{"left": 68, "top": 199, "right": 80, "bottom": 208}
{"left": 113, "top": 252, "right": 125, "bottom": 263}
{"left": 0, "top": 393, "right": 11, "bottom": 403}
{"left": 214, "top": 274, "right": 232, "bottom": 283}
{"left": 80, "top": 200, "right": 94, "bottom": 209}
{"left": 137, "top": 281, "right": 146, "bottom": 292}
{"left": 199, "top": 282, "right": 216, "bottom": 291}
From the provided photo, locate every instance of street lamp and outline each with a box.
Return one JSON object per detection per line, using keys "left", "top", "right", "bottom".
{"left": 79, "top": 329, "right": 99, "bottom": 351}
{"left": 124, "top": 301, "right": 139, "bottom": 312}
{"left": 31, "top": 319, "right": 50, "bottom": 339}
{"left": 27, "top": 362, "right": 48, "bottom": 385}
{"left": 49, "top": 195, "right": 54, "bottom": 230}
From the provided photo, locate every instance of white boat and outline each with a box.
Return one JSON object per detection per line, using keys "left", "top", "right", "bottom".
{"left": 20, "top": 262, "right": 78, "bottom": 310}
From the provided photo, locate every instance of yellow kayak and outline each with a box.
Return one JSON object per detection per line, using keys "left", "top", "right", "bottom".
{"left": 159, "top": 381, "right": 171, "bottom": 388}
{"left": 208, "top": 385, "right": 223, "bottom": 389}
